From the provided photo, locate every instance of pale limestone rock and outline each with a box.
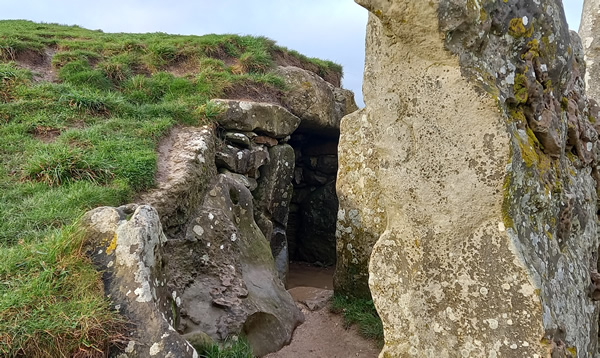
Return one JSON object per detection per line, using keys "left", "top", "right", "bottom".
{"left": 580, "top": 0, "right": 600, "bottom": 102}
{"left": 337, "top": 0, "right": 600, "bottom": 356}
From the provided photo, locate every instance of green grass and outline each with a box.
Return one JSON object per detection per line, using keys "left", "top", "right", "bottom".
{"left": 198, "top": 337, "right": 254, "bottom": 358}
{"left": 0, "top": 222, "right": 125, "bottom": 357}
{"left": 330, "top": 294, "right": 384, "bottom": 347}
{"left": 0, "top": 19, "right": 344, "bottom": 357}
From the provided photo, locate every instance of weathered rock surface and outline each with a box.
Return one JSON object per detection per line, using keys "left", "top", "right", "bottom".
{"left": 337, "top": 0, "right": 600, "bottom": 356}
{"left": 253, "top": 144, "right": 296, "bottom": 281}
{"left": 82, "top": 205, "right": 198, "bottom": 358}
{"left": 138, "top": 126, "right": 216, "bottom": 238}
{"left": 164, "top": 174, "right": 303, "bottom": 357}
{"left": 212, "top": 99, "right": 301, "bottom": 139}
{"left": 580, "top": 0, "right": 600, "bottom": 103}
{"left": 274, "top": 66, "right": 358, "bottom": 135}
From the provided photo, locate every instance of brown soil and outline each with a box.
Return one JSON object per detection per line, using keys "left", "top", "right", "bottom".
{"left": 29, "top": 125, "right": 62, "bottom": 143}
{"left": 16, "top": 48, "right": 57, "bottom": 83}
{"left": 223, "top": 81, "right": 283, "bottom": 106}
{"left": 265, "top": 263, "right": 381, "bottom": 358}
{"left": 264, "top": 307, "right": 380, "bottom": 358}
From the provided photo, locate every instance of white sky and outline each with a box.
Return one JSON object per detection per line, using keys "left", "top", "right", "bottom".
{"left": 1, "top": 1, "right": 587, "bottom": 107}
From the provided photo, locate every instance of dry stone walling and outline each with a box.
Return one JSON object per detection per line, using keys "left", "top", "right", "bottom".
{"left": 336, "top": 0, "right": 600, "bottom": 356}
{"left": 81, "top": 64, "right": 356, "bottom": 357}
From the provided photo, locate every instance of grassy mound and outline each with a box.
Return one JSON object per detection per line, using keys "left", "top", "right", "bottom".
{"left": 0, "top": 20, "right": 342, "bottom": 357}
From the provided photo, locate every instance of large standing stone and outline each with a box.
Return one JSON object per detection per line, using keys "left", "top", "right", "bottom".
{"left": 337, "top": 0, "right": 600, "bottom": 356}
{"left": 580, "top": 0, "right": 600, "bottom": 103}
{"left": 138, "top": 126, "right": 216, "bottom": 238}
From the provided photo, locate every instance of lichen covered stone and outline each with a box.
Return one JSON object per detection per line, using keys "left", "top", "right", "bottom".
{"left": 337, "top": 0, "right": 600, "bottom": 356}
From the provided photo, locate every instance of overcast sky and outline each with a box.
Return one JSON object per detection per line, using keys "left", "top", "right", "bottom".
{"left": 2, "top": 1, "right": 586, "bottom": 107}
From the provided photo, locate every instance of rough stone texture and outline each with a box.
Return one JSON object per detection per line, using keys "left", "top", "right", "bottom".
{"left": 296, "top": 181, "right": 338, "bottom": 266}
{"left": 274, "top": 66, "right": 358, "bottom": 136}
{"left": 82, "top": 205, "right": 198, "bottom": 358}
{"left": 212, "top": 99, "right": 301, "bottom": 139}
{"left": 137, "top": 126, "right": 216, "bottom": 239}
{"left": 580, "top": 0, "right": 600, "bottom": 103}
{"left": 163, "top": 174, "right": 303, "bottom": 357}
{"left": 337, "top": 0, "right": 600, "bottom": 356}
{"left": 253, "top": 144, "right": 296, "bottom": 281}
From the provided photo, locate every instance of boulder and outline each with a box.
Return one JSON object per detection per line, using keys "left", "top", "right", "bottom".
{"left": 337, "top": 0, "right": 600, "bottom": 356}
{"left": 274, "top": 66, "right": 358, "bottom": 135}
{"left": 82, "top": 205, "right": 198, "bottom": 358}
{"left": 163, "top": 174, "right": 303, "bottom": 357}
{"left": 212, "top": 99, "right": 300, "bottom": 139}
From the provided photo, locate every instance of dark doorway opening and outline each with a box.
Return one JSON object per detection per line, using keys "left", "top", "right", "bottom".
{"left": 286, "top": 132, "right": 339, "bottom": 287}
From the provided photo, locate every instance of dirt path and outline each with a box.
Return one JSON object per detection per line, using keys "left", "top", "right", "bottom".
{"left": 265, "top": 263, "right": 381, "bottom": 358}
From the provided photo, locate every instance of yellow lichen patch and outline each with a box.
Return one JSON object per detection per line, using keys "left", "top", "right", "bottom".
{"left": 508, "top": 17, "right": 533, "bottom": 38}
{"left": 513, "top": 73, "right": 529, "bottom": 104}
{"left": 502, "top": 170, "right": 515, "bottom": 229}
{"left": 518, "top": 131, "right": 539, "bottom": 168}
{"left": 567, "top": 346, "right": 577, "bottom": 356}
{"left": 106, "top": 233, "right": 117, "bottom": 255}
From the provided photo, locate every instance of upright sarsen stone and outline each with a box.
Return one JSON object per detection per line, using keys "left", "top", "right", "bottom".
{"left": 580, "top": 0, "right": 600, "bottom": 103}
{"left": 336, "top": 0, "right": 600, "bottom": 356}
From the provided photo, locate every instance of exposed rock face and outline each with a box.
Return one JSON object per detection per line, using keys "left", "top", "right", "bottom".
{"left": 253, "top": 144, "right": 296, "bottom": 281}
{"left": 138, "top": 126, "right": 216, "bottom": 238}
{"left": 82, "top": 205, "right": 198, "bottom": 358}
{"left": 337, "top": 0, "right": 600, "bottom": 356}
{"left": 164, "top": 174, "right": 303, "bottom": 357}
{"left": 580, "top": 0, "right": 600, "bottom": 103}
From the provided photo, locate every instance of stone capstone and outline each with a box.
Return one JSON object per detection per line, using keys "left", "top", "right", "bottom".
{"left": 337, "top": 0, "right": 600, "bottom": 356}
{"left": 274, "top": 66, "right": 358, "bottom": 135}
{"left": 82, "top": 205, "right": 198, "bottom": 358}
{"left": 212, "top": 99, "right": 301, "bottom": 139}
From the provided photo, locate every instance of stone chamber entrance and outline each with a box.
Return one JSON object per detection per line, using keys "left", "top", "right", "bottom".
{"left": 285, "top": 132, "right": 339, "bottom": 289}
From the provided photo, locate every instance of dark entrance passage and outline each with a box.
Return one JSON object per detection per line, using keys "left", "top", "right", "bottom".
{"left": 286, "top": 132, "right": 339, "bottom": 286}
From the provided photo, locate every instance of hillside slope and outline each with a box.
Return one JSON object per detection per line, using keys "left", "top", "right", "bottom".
{"left": 0, "top": 20, "right": 342, "bottom": 357}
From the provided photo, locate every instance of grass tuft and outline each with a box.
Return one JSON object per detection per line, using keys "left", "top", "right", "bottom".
{"left": 198, "top": 337, "right": 254, "bottom": 358}
{"left": 330, "top": 294, "right": 384, "bottom": 347}
{"left": 0, "top": 223, "right": 125, "bottom": 358}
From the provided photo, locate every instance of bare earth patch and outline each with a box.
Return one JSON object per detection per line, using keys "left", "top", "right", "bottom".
{"left": 265, "top": 263, "right": 381, "bottom": 358}
{"left": 264, "top": 305, "right": 380, "bottom": 358}
{"left": 16, "top": 48, "right": 57, "bottom": 82}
